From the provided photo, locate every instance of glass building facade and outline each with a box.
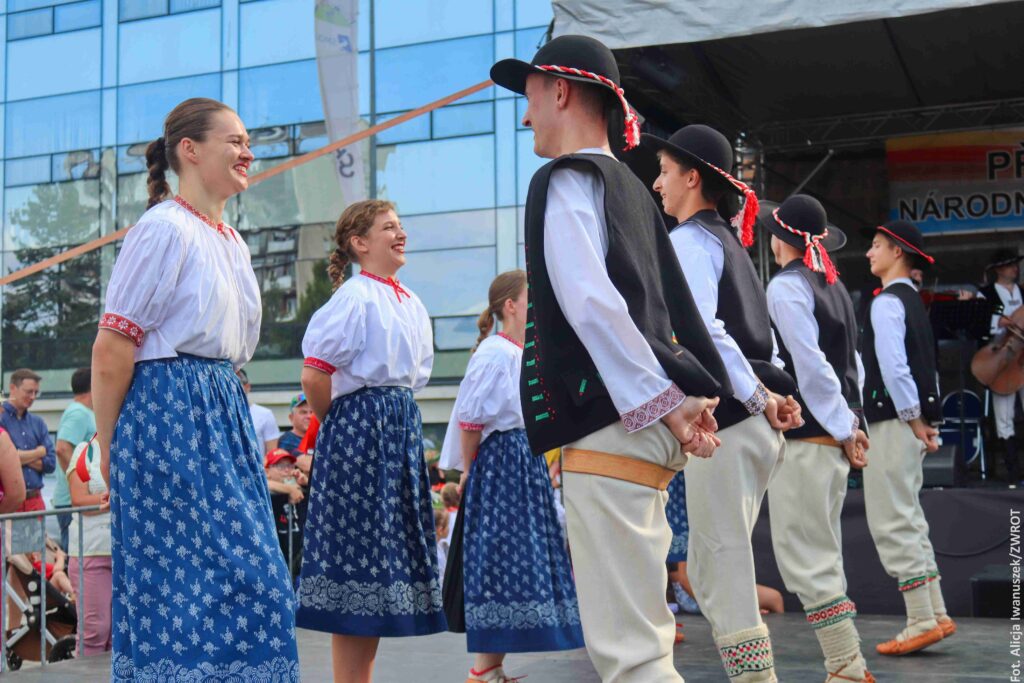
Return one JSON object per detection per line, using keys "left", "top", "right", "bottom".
{"left": 0, "top": 0, "right": 554, "bottom": 392}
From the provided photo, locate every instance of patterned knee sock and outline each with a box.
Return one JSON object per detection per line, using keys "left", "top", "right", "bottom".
{"left": 899, "top": 583, "right": 937, "bottom": 637}
{"left": 806, "top": 595, "right": 866, "bottom": 680}
{"left": 715, "top": 623, "right": 777, "bottom": 682}
{"left": 928, "top": 574, "right": 948, "bottom": 620}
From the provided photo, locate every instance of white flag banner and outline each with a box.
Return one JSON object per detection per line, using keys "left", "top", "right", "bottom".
{"left": 314, "top": 0, "right": 366, "bottom": 204}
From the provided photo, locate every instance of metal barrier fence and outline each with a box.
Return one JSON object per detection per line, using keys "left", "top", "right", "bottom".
{"left": 0, "top": 504, "right": 101, "bottom": 673}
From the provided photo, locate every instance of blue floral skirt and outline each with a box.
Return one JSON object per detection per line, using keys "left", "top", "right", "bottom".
{"left": 295, "top": 386, "right": 446, "bottom": 637}
{"left": 110, "top": 355, "right": 299, "bottom": 682}
{"left": 666, "top": 472, "right": 689, "bottom": 564}
{"left": 463, "top": 429, "right": 584, "bottom": 653}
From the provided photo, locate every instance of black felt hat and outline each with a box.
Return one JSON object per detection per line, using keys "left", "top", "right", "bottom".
{"left": 490, "top": 34, "right": 639, "bottom": 150}
{"left": 986, "top": 248, "right": 1023, "bottom": 270}
{"left": 759, "top": 196, "right": 847, "bottom": 252}
{"left": 867, "top": 219, "right": 935, "bottom": 267}
{"left": 641, "top": 124, "right": 759, "bottom": 247}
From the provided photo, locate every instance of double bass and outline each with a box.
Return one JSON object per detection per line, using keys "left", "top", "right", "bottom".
{"left": 971, "top": 307, "right": 1024, "bottom": 395}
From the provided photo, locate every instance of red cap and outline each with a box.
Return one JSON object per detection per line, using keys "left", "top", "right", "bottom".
{"left": 265, "top": 448, "right": 297, "bottom": 468}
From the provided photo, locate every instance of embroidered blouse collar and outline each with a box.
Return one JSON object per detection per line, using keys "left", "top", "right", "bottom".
{"left": 359, "top": 270, "right": 410, "bottom": 303}
{"left": 497, "top": 332, "right": 524, "bottom": 349}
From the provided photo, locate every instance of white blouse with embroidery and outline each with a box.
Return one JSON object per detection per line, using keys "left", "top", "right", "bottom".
{"left": 438, "top": 333, "right": 524, "bottom": 471}
{"left": 99, "top": 198, "right": 262, "bottom": 369}
{"left": 302, "top": 271, "right": 433, "bottom": 399}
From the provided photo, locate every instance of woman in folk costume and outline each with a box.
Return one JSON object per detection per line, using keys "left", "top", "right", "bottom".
{"left": 439, "top": 270, "right": 584, "bottom": 683}
{"left": 92, "top": 98, "right": 299, "bottom": 681}
{"left": 296, "top": 199, "right": 445, "bottom": 683}
{"left": 762, "top": 195, "right": 876, "bottom": 682}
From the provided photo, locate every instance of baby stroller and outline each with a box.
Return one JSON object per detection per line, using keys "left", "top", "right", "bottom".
{"left": 3, "top": 551, "right": 78, "bottom": 670}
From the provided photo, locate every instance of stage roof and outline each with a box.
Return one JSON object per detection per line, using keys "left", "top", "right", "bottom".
{"left": 553, "top": 0, "right": 1024, "bottom": 151}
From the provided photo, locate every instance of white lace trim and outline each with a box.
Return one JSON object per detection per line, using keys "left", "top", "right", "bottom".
{"left": 465, "top": 598, "right": 581, "bottom": 630}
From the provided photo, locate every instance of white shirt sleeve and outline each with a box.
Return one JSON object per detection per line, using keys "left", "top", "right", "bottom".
{"left": 301, "top": 290, "right": 367, "bottom": 374}
{"left": 413, "top": 298, "right": 434, "bottom": 393}
{"left": 454, "top": 356, "right": 511, "bottom": 430}
{"left": 767, "top": 273, "right": 858, "bottom": 442}
{"left": 870, "top": 294, "right": 921, "bottom": 421}
{"left": 670, "top": 224, "right": 765, "bottom": 414}
{"left": 543, "top": 165, "right": 683, "bottom": 432}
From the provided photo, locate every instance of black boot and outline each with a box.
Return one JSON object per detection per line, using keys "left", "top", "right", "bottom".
{"left": 1003, "top": 437, "right": 1020, "bottom": 483}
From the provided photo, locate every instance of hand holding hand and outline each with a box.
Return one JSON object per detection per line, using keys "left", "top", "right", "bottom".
{"left": 764, "top": 393, "right": 801, "bottom": 431}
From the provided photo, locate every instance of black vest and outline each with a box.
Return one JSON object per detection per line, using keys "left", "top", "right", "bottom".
{"left": 771, "top": 261, "right": 861, "bottom": 440}
{"left": 677, "top": 211, "right": 797, "bottom": 431}
{"left": 520, "top": 154, "right": 731, "bottom": 454}
{"left": 861, "top": 282, "right": 941, "bottom": 423}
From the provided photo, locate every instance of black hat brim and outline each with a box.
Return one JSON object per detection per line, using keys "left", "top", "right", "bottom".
{"left": 758, "top": 201, "right": 847, "bottom": 252}
{"left": 490, "top": 58, "right": 618, "bottom": 96}
{"left": 987, "top": 255, "right": 1023, "bottom": 270}
{"left": 640, "top": 133, "right": 745, "bottom": 198}
{"left": 861, "top": 226, "right": 935, "bottom": 268}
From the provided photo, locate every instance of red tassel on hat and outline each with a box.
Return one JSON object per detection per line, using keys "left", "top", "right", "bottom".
{"left": 772, "top": 207, "right": 838, "bottom": 285}
{"left": 537, "top": 64, "right": 640, "bottom": 151}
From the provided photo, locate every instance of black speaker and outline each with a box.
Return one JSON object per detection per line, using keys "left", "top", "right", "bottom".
{"left": 971, "top": 564, "right": 1011, "bottom": 618}
{"left": 923, "top": 444, "right": 958, "bottom": 488}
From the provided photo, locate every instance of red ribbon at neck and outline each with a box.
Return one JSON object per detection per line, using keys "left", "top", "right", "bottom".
{"left": 360, "top": 270, "right": 409, "bottom": 303}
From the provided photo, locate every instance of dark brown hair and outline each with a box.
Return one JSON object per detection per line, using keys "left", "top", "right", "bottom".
{"left": 10, "top": 368, "right": 41, "bottom": 387}
{"left": 474, "top": 270, "right": 527, "bottom": 351}
{"left": 328, "top": 199, "right": 397, "bottom": 288}
{"left": 145, "top": 98, "right": 234, "bottom": 209}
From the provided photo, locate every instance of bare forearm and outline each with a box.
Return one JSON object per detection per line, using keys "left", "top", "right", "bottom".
{"left": 460, "top": 429, "right": 482, "bottom": 475}
{"left": 92, "top": 330, "right": 137, "bottom": 483}
{"left": 17, "top": 449, "right": 42, "bottom": 465}
{"left": 55, "top": 442, "right": 73, "bottom": 472}
{"left": 300, "top": 368, "right": 333, "bottom": 422}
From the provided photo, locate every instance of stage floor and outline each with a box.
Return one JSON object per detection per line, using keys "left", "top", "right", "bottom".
{"left": 5, "top": 613, "right": 1007, "bottom": 681}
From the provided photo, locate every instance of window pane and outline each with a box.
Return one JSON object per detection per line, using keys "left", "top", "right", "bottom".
{"left": 235, "top": 154, "right": 346, "bottom": 231}
{"left": 6, "top": 91, "right": 101, "bottom": 157}
{"left": 171, "top": 0, "right": 220, "bottom": 11}
{"left": 118, "top": 10, "right": 220, "bottom": 84}
{"left": 516, "top": 130, "right": 543, "bottom": 205}
{"left": 52, "top": 149, "right": 101, "bottom": 182}
{"left": 240, "top": 0, "right": 316, "bottom": 68}
{"left": 377, "top": 136, "right": 495, "bottom": 215}
{"left": 516, "top": 0, "right": 552, "bottom": 28}
{"left": 402, "top": 209, "right": 495, "bottom": 252}
{"left": 117, "top": 144, "right": 149, "bottom": 174}
{"left": 5, "top": 156, "right": 51, "bottom": 187}
{"left": 375, "top": 35, "right": 493, "bottom": 113}
{"left": 7, "top": 29, "right": 101, "bottom": 101}
{"left": 434, "top": 316, "right": 479, "bottom": 351}
{"left": 5, "top": 179, "right": 101, "bottom": 250}
{"left": 249, "top": 126, "right": 292, "bottom": 160}
{"left": 55, "top": 1, "right": 101, "bottom": 32}
{"left": 239, "top": 60, "right": 324, "bottom": 129}
{"left": 515, "top": 26, "right": 546, "bottom": 62}
{"left": 116, "top": 172, "right": 172, "bottom": 228}
{"left": 399, "top": 247, "right": 494, "bottom": 316}
{"left": 10, "top": 0, "right": 80, "bottom": 10}
{"left": 374, "top": 0, "right": 492, "bottom": 49}
{"left": 119, "top": 0, "right": 168, "bottom": 21}
{"left": 117, "top": 73, "right": 221, "bottom": 145}
{"left": 432, "top": 102, "right": 493, "bottom": 139}
{"left": 376, "top": 111, "right": 429, "bottom": 145}
{"left": 8, "top": 9, "right": 53, "bottom": 41}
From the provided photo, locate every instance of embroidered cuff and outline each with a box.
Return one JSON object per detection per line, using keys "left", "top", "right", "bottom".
{"left": 805, "top": 596, "right": 857, "bottom": 629}
{"left": 743, "top": 383, "right": 769, "bottom": 416}
{"left": 621, "top": 383, "right": 686, "bottom": 433}
{"left": 303, "top": 357, "right": 337, "bottom": 375}
{"left": 897, "top": 404, "right": 922, "bottom": 422}
{"left": 838, "top": 414, "right": 861, "bottom": 446}
{"left": 459, "top": 421, "right": 484, "bottom": 432}
{"left": 98, "top": 313, "right": 144, "bottom": 347}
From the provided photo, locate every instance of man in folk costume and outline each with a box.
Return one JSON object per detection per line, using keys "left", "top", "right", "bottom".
{"left": 490, "top": 35, "right": 733, "bottom": 682}
{"left": 762, "top": 195, "right": 875, "bottom": 683}
{"left": 977, "top": 248, "right": 1024, "bottom": 482}
{"left": 863, "top": 220, "right": 955, "bottom": 655}
{"left": 641, "top": 124, "right": 802, "bottom": 682}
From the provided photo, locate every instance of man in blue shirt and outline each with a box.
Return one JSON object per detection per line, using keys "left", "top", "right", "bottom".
{"left": 0, "top": 368, "right": 55, "bottom": 512}
{"left": 54, "top": 367, "right": 96, "bottom": 551}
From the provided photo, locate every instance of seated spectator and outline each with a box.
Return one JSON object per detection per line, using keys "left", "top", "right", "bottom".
{"left": 66, "top": 437, "right": 112, "bottom": 656}
{"left": 237, "top": 368, "right": 281, "bottom": 454}
{"left": 0, "top": 428, "right": 26, "bottom": 514}
{"left": 265, "top": 448, "right": 308, "bottom": 504}
{"left": 434, "top": 508, "right": 450, "bottom": 584}
{"left": 278, "top": 393, "right": 313, "bottom": 475}
{"left": 30, "top": 537, "right": 74, "bottom": 598}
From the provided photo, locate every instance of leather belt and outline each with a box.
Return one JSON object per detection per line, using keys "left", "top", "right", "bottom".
{"left": 797, "top": 435, "right": 842, "bottom": 448}
{"left": 25, "top": 489, "right": 41, "bottom": 499}
{"left": 562, "top": 448, "right": 676, "bottom": 490}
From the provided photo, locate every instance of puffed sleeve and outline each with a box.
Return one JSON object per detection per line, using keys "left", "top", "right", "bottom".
{"left": 301, "top": 290, "right": 367, "bottom": 375}
{"left": 454, "top": 354, "right": 513, "bottom": 431}
{"left": 99, "top": 220, "right": 187, "bottom": 346}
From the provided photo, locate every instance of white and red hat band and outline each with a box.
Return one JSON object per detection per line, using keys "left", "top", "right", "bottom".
{"left": 536, "top": 64, "right": 640, "bottom": 151}
{"left": 773, "top": 208, "right": 839, "bottom": 285}
{"left": 701, "top": 158, "right": 758, "bottom": 249}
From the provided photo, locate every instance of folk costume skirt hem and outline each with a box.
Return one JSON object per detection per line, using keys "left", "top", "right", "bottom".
{"left": 295, "top": 386, "right": 447, "bottom": 638}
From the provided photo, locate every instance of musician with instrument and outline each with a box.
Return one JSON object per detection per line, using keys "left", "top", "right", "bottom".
{"left": 976, "top": 248, "right": 1024, "bottom": 482}
{"left": 862, "top": 220, "right": 955, "bottom": 657}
